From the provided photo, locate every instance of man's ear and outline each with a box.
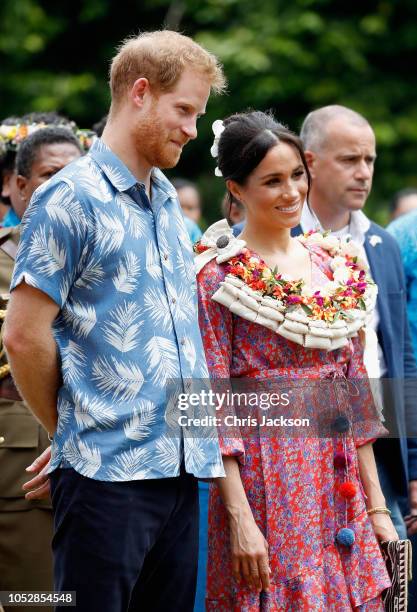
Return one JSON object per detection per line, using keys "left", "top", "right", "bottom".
{"left": 16, "top": 175, "right": 29, "bottom": 204}
{"left": 130, "top": 78, "right": 151, "bottom": 109}
{"left": 226, "top": 179, "right": 243, "bottom": 205}
{"left": 304, "top": 150, "right": 316, "bottom": 178}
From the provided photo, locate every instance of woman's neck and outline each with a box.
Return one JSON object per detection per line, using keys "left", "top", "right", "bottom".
{"left": 239, "top": 220, "right": 292, "bottom": 256}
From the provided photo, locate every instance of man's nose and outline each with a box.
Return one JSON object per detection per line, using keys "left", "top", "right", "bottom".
{"left": 355, "top": 159, "right": 372, "bottom": 180}
{"left": 182, "top": 119, "right": 198, "bottom": 140}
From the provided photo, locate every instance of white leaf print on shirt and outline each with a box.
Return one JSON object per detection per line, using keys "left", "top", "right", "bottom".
{"left": 45, "top": 185, "right": 87, "bottom": 234}
{"left": 92, "top": 356, "right": 144, "bottom": 401}
{"left": 73, "top": 391, "right": 117, "bottom": 429}
{"left": 123, "top": 400, "right": 157, "bottom": 441}
{"left": 29, "top": 226, "right": 66, "bottom": 277}
{"left": 175, "top": 214, "right": 193, "bottom": 252}
{"left": 101, "top": 163, "right": 126, "bottom": 188}
{"left": 145, "top": 241, "right": 163, "bottom": 280}
{"left": 102, "top": 301, "right": 143, "bottom": 352}
{"left": 175, "top": 248, "right": 187, "bottom": 278}
{"left": 115, "top": 193, "right": 147, "bottom": 239}
{"left": 107, "top": 447, "right": 152, "bottom": 480}
{"left": 143, "top": 287, "right": 172, "bottom": 331}
{"left": 63, "top": 433, "right": 101, "bottom": 477}
{"left": 78, "top": 158, "right": 112, "bottom": 202}
{"left": 165, "top": 280, "right": 194, "bottom": 321}
{"left": 158, "top": 207, "right": 169, "bottom": 232}
{"left": 59, "top": 276, "right": 70, "bottom": 305}
{"left": 182, "top": 336, "right": 197, "bottom": 372}
{"left": 157, "top": 231, "right": 173, "bottom": 272}
{"left": 74, "top": 256, "right": 105, "bottom": 289}
{"left": 155, "top": 435, "right": 180, "bottom": 472}
{"left": 95, "top": 211, "right": 125, "bottom": 256}
{"left": 145, "top": 336, "right": 180, "bottom": 385}
{"left": 61, "top": 340, "right": 86, "bottom": 384}
{"left": 185, "top": 438, "right": 207, "bottom": 473}
{"left": 56, "top": 399, "right": 72, "bottom": 435}
{"left": 63, "top": 301, "right": 97, "bottom": 338}
{"left": 112, "top": 252, "right": 140, "bottom": 294}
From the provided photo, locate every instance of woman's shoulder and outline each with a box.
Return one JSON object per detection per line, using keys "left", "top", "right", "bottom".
{"left": 197, "top": 257, "right": 228, "bottom": 293}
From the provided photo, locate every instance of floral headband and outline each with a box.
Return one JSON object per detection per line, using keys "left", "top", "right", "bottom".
{"left": 0, "top": 122, "right": 96, "bottom": 156}
{"left": 210, "top": 119, "right": 224, "bottom": 177}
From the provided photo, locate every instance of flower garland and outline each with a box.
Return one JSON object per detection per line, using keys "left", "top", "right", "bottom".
{"left": 0, "top": 122, "right": 95, "bottom": 155}
{"left": 195, "top": 229, "right": 376, "bottom": 325}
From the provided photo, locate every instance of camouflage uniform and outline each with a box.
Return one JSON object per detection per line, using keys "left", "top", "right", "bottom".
{"left": 0, "top": 226, "right": 53, "bottom": 612}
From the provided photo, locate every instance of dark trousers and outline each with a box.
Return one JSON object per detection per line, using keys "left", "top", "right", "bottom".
{"left": 50, "top": 467, "right": 199, "bottom": 612}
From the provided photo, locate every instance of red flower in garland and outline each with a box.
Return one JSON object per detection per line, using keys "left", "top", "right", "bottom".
{"left": 250, "top": 280, "right": 267, "bottom": 292}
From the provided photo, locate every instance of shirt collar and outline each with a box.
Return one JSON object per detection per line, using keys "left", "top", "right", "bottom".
{"left": 300, "top": 201, "right": 370, "bottom": 245}
{"left": 88, "top": 138, "right": 177, "bottom": 200}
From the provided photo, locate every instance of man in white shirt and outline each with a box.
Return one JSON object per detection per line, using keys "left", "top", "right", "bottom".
{"left": 298, "top": 104, "right": 417, "bottom": 539}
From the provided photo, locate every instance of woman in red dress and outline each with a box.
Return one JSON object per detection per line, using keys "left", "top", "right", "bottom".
{"left": 196, "top": 111, "right": 396, "bottom": 610}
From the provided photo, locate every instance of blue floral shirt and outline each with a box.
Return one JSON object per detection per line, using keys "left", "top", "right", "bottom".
{"left": 11, "top": 139, "right": 224, "bottom": 481}
{"left": 388, "top": 210, "right": 417, "bottom": 357}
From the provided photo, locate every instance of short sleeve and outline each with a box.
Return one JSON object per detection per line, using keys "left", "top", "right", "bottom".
{"left": 347, "top": 335, "right": 388, "bottom": 447}
{"left": 197, "top": 259, "right": 245, "bottom": 463}
{"left": 11, "top": 179, "right": 89, "bottom": 307}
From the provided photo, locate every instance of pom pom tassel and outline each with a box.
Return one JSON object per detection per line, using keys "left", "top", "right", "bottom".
{"left": 339, "top": 481, "right": 357, "bottom": 499}
{"left": 333, "top": 451, "right": 353, "bottom": 469}
{"left": 336, "top": 527, "right": 355, "bottom": 547}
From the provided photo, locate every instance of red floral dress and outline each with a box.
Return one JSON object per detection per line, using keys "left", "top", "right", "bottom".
{"left": 197, "top": 245, "right": 391, "bottom": 611}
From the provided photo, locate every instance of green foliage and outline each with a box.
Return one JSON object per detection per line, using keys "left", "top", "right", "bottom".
{"left": 1, "top": 0, "right": 417, "bottom": 225}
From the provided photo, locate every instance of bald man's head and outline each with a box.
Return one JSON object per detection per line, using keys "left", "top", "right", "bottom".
{"left": 300, "top": 105, "right": 376, "bottom": 225}
{"left": 300, "top": 105, "right": 371, "bottom": 153}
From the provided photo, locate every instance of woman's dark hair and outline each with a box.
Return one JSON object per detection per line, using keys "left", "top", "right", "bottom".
{"left": 217, "top": 110, "right": 311, "bottom": 208}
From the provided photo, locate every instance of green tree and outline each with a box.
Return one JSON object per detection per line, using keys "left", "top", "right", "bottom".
{"left": 1, "top": 0, "right": 417, "bottom": 224}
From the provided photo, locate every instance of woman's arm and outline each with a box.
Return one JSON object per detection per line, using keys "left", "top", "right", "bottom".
{"left": 217, "top": 456, "right": 270, "bottom": 592}
{"left": 357, "top": 442, "right": 399, "bottom": 541}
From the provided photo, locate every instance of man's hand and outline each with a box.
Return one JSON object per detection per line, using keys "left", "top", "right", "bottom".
{"left": 22, "top": 445, "right": 51, "bottom": 500}
{"left": 404, "top": 480, "right": 417, "bottom": 536}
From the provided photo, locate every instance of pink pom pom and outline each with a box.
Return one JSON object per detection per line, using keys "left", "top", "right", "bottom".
{"left": 334, "top": 452, "right": 353, "bottom": 469}
{"left": 339, "top": 481, "right": 357, "bottom": 499}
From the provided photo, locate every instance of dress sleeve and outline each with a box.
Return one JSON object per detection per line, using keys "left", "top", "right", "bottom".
{"left": 197, "top": 260, "right": 245, "bottom": 463}
{"left": 347, "top": 335, "right": 387, "bottom": 448}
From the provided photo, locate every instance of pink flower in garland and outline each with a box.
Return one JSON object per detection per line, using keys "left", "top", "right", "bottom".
{"left": 313, "top": 291, "right": 324, "bottom": 307}
{"left": 286, "top": 295, "right": 303, "bottom": 305}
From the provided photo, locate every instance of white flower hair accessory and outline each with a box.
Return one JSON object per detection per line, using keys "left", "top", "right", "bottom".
{"left": 211, "top": 119, "right": 225, "bottom": 177}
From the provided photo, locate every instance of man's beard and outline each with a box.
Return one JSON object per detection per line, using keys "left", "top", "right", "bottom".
{"left": 134, "top": 113, "right": 184, "bottom": 169}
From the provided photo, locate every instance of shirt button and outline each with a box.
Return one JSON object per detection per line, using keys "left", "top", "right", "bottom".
{"left": 163, "top": 254, "right": 169, "bottom": 261}
{"left": 180, "top": 338, "right": 186, "bottom": 346}
{"left": 172, "top": 297, "right": 176, "bottom": 304}
{"left": 0, "top": 436, "right": 5, "bottom": 444}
